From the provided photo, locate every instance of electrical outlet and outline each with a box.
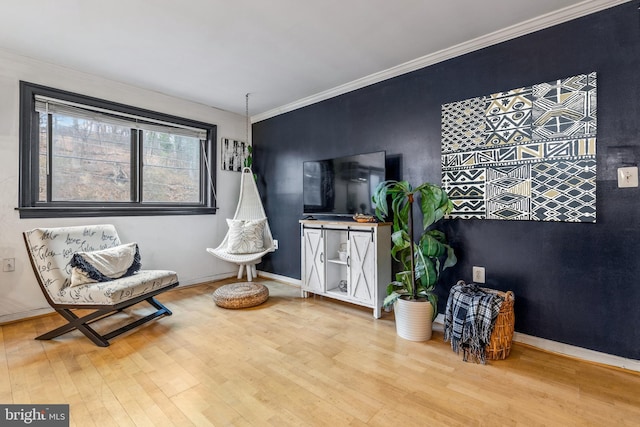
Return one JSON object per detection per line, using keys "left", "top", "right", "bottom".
{"left": 618, "top": 166, "right": 638, "bottom": 188}
{"left": 3, "top": 258, "right": 15, "bottom": 272}
{"left": 273, "top": 239, "right": 279, "bottom": 250}
{"left": 472, "top": 266, "right": 485, "bottom": 284}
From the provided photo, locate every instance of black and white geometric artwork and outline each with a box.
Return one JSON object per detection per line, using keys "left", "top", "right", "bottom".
{"left": 441, "top": 72, "right": 597, "bottom": 222}
{"left": 221, "top": 138, "right": 251, "bottom": 172}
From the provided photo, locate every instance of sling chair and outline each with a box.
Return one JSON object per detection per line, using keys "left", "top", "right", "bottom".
{"left": 207, "top": 167, "right": 276, "bottom": 281}
{"left": 23, "top": 224, "right": 178, "bottom": 347}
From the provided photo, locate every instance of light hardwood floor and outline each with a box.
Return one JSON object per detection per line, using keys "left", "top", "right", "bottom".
{"left": 1, "top": 279, "right": 639, "bottom": 426}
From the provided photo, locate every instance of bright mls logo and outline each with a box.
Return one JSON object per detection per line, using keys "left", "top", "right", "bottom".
{"left": 1, "top": 405, "right": 68, "bottom": 426}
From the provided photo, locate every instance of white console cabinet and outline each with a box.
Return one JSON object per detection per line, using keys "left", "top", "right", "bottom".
{"left": 300, "top": 220, "right": 391, "bottom": 318}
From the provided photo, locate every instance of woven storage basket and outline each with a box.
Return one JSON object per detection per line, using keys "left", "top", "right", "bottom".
{"left": 483, "top": 288, "right": 515, "bottom": 360}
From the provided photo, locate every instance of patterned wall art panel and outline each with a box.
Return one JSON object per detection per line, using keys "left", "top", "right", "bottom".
{"left": 441, "top": 72, "right": 597, "bottom": 222}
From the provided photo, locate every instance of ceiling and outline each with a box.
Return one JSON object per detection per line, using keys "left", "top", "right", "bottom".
{"left": 0, "top": 1, "right": 626, "bottom": 119}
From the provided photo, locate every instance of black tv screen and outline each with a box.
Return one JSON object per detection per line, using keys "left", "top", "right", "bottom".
{"left": 303, "top": 151, "right": 386, "bottom": 217}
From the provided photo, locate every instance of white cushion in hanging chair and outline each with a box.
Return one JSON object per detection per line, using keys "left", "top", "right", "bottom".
{"left": 226, "top": 218, "right": 267, "bottom": 254}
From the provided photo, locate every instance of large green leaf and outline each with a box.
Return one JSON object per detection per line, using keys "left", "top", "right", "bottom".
{"left": 420, "top": 233, "right": 446, "bottom": 258}
{"left": 426, "top": 229, "right": 446, "bottom": 243}
{"left": 372, "top": 184, "right": 389, "bottom": 219}
{"left": 391, "top": 272, "right": 413, "bottom": 296}
{"left": 414, "top": 252, "right": 437, "bottom": 290}
{"left": 373, "top": 180, "right": 412, "bottom": 222}
{"left": 443, "top": 244, "right": 457, "bottom": 270}
{"left": 417, "top": 187, "right": 435, "bottom": 229}
{"left": 427, "top": 293, "right": 438, "bottom": 320}
{"left": 390, "top": 230, "right": 410, "bottom": 262}
{"left": 383, "top": 292, "right": 401, "bottom": 308}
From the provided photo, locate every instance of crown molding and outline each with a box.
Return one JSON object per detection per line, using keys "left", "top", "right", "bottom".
{"left": 253, "top": 0, "right": 630, "bottom": 123}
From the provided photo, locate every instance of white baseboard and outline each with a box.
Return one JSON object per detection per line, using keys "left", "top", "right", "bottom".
{"left": 0, "top": 307, "right": 53, "bottom": 325}
{"left": 178, "top": 272, "right": 237, "bottom": 287}
{"left": 433, "top": 313, "right": 640, "bottom": 372}
{"left": 257, "top": 270, "right": 301, "bottom": 287}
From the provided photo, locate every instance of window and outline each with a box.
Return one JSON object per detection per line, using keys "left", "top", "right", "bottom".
{"left": 19, "top": 82, "right": 217, "bottom": 218}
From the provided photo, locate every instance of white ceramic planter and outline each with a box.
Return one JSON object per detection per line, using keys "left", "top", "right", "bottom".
{"left": 394, "top": 297, "right": 434, "bottom": 341}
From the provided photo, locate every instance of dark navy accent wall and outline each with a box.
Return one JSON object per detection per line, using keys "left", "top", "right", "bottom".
{"left": 253, "top": 2, "right": 640, "bottom": 359}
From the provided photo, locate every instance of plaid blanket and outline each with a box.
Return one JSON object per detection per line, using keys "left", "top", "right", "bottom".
{"left": 444, "top": 281, "right": 504, "bottom": 364}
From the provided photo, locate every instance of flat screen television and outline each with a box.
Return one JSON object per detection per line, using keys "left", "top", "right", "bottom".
{"left": 303, "top": 150, "right": 386, "bottom": 218}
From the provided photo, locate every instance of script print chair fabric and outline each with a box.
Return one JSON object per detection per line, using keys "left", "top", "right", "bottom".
{"left": 207, "top": 167, "right": 276, "bottom": 281}
{"left": 23, "top": 224, "right": 179, "bottom": 347}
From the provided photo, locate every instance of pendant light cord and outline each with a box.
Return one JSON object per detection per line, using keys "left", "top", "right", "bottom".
{"left": 246, "top": 93, "right": 250, "bottom": 147}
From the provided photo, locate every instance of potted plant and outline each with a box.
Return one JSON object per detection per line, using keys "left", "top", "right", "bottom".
{"left": 372, "top": 180, "right": 456, "bottom": 341}
{"left": 243, "top": 145, "right": 253, "bottom": 169}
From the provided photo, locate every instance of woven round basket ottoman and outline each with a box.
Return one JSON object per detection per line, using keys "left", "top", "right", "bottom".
{"left": 212, "top": 282, "right": 269, "bottom": 309}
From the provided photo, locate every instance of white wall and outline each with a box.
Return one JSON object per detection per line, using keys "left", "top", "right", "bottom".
{"left": 0, "top": 49, "right": 246, "bottom": 322}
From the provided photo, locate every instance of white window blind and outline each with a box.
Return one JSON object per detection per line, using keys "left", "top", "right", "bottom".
{"left": 35, "top": 95, "right": 208, "bottom": 140}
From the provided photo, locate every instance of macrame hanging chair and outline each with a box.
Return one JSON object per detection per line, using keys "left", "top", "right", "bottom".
{"left": 206, "top": 167, "right": 276, "bottom": 281}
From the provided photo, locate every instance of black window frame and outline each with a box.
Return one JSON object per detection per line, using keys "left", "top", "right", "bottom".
{"left": 18, "top": 81, "right": 217, "bottom": 218}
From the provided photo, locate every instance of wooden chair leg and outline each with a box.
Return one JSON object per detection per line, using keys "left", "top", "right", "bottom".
{"left": 246, "top": 264, "right": 253, "bottom": 281}
{"left": 237, "top": 264, "right": 244, "bottom": 279}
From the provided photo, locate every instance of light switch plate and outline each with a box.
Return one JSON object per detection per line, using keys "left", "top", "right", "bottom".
{"left": 618, "top": 166, "right": 638, "bottom": 188}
